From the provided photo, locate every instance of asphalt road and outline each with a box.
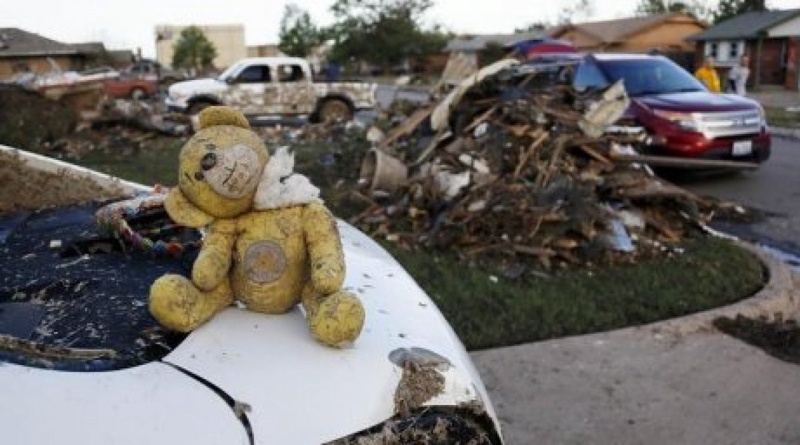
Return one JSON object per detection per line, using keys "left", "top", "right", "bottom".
{"left": 671, "top": 135, "right": 800, "bottom": 258}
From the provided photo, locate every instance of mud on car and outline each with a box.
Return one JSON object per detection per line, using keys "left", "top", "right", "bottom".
{"left": 0, "top": 146, "right": 504, "bottom": 444}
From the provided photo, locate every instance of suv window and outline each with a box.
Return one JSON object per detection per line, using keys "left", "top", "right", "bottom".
{"left": 573, "top": 60, "right": 608, "bottom": 92}
{"left": 595, "top": 57, "right": 705, "bottom": 96}
{"left": 236, "top": 65, "right": 271, "bottom": 83}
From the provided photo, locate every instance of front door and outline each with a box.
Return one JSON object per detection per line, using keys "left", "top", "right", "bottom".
{"left": 224, "top": 64, "right": 271, "bottom": 115}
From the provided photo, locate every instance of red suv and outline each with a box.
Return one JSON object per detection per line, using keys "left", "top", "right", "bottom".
{"left": 571, "top": 53, "right": 771, "bottom": 164}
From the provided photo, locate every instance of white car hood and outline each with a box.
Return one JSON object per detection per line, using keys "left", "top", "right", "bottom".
{"left": 0, "top": 147, "right": 500, "bottom": 444}
{"left": 162, "top": 220, "right": 497, "bottom": 443}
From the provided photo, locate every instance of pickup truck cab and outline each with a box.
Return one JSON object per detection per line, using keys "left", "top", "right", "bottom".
{"left": 166, "top": 57, "right": 378, "bottom": 123}
{"left": 571, "top": 53, "right": 771, "bottom": 165}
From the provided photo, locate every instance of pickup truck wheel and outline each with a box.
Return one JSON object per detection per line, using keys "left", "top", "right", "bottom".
{"left": 318, "top": 99, "right": 353, "bottom": 123}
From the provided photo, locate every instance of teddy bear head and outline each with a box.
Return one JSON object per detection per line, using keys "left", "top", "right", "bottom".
{"left": 166, "top": 106, "right": 269, "bottom": 226}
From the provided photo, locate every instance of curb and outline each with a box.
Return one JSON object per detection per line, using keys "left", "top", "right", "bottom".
{"left": 633, "top": 241, "right": 798, "bottom": 337}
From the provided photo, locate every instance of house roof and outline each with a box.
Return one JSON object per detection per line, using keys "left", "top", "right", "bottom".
{"left": 0, "top": 28, "right": 79, "bottom": 58}
{"left": 553, "top": 13, "right": 701, "bottom": 45}
{"left": 447, "top": 13, "right": 702, "bottom": 53}
{"left": 72, "top": 42, "right": 107, "bottom": 55}
{"left": 687, "top": 9, "right": 800, "bottom": 41}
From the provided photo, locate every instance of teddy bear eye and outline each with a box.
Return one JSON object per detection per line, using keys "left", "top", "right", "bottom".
{"left": 201, "top": 153, "right": 217, "bottom": 171}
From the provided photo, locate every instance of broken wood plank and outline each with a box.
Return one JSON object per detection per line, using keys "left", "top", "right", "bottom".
{"left": 577, "top": 144, "right": 611, "bottom": 164}
{"left": 513, "top": 131, "right": 550, "bottom": 179}
{"left": 379, "top": 106, "right": 434, "bottom": 149}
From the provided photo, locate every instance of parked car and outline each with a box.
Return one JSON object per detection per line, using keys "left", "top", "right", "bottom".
{"left": 165, "top": 57, "right": 378, "bottom": 122}
{"left": 127, "top": 58, "right": 188, "bottom": 86}
{"left": 77, "top": 66, "right": 121, "bottom": 82}
{"left": 0, "top": 146, "right": 504, "bottom": 444}
{"left": 567, "top": 53, "right": 771, "bottom": 165}
{"left": 103, "top": 74, "right": 158, "bottom": 99}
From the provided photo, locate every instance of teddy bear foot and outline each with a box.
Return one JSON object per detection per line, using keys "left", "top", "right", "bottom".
{"left": 307, "top": 291, "right": 365, "bottom": 348}
{"left": 149, "top": 274, "right": 233, "bottom": 332}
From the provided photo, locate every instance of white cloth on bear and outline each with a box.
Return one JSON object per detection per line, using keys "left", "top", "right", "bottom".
{"left": 254, "top": 146, "right": 322, "bottom": 210}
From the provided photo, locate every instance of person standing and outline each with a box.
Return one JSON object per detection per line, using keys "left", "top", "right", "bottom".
{"left": 695, "top": 56, "right": 721, "bottom": 92}
{"left": 727, "top": 55, "right": 751, "bottom": 95}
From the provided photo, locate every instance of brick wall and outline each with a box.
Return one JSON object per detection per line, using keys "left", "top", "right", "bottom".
{"left": 785, "top": 38, "right": 799, "bottom": 91}
{"left": 754, "top": 38, "right": 787, "bottom": 86}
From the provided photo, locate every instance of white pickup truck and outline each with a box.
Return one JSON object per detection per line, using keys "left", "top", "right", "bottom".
{"left": 165, "top": 57, "right": 378, "bottom": 122}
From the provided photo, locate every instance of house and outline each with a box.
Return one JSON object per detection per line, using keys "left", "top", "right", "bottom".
{"left": 0, "top": 28, "right": 83, "bottom": 78}
{"left": 445, "top": 31, "right": 543, "bottom": 67}
{"left": 548, "top": 13, "right": 705, "bottom": 54}
{"left": 686, "top": 9, "right": 800, "bottom": 91}
{"left": 445, "top": 14, "right": 706, "bottom": 69}
{"left": 155, "top": 24, "right": 247, "bottom": 70}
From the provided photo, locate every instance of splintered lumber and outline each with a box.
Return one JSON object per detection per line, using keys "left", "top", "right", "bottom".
{"left": 353, "top": 56, "right": 726, "bottom": 271}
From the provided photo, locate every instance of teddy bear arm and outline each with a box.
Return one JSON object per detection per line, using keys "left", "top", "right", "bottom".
{"left": 192, "top": 223, "right": 236, "bottom": 291}
{"left": 303, "top": 203, "right": 346, "bottom": 295}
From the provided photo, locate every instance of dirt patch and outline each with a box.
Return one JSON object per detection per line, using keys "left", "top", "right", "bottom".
{"left": 714, "top": 315, "right": 800, "bottom": 365}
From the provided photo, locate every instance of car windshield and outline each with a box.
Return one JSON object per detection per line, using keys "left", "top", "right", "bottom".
{"left": 597, "top": 57, "right": 707, "bottom": 97}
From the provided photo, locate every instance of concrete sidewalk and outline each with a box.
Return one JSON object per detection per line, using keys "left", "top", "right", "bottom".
{"left": 749, "top": 89, "right": 800, "bottom": 109}
{"left": 470, "top": 247, "right": 800, "bottom": 444}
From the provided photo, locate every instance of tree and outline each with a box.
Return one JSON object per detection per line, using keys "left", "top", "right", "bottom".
{"left": 327, "top": 0, "right": 446, "bottom": 72}
{"left": 515, "top": 22, "right": 551, "bottom": 34}
{"left": 172, "top": 26, "right": 217, "bottom": 73}
{"left": 635, "top": 0, "right": 713, "bottom": 22}
{"left": 278, "top": 4, "right": 324, "bottom": 57}
{"left": 714, "top": 0, "right": 768, "bottom": 24}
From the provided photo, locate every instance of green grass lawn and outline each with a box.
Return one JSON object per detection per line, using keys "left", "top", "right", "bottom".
{"left": 765, "top": 106, "right": 800, "bottom": 129}
{"left": 69, "top": 134, "right": 769, "bottom": 351}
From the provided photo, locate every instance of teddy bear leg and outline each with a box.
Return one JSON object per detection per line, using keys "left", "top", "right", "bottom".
{"left": 149, "top": 274, "right": 234, "bottom": 332}
{"left": 303, "top": 289, "right": 365, "bottom": 348}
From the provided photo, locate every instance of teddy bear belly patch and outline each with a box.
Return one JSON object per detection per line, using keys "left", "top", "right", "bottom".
{"left": 243, "top": 240, "right": 287, "bottom": 283}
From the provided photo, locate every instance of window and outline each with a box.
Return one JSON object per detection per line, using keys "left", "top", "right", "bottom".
{"left": 729, "top": 41, "right": 741, "bottom": 59}
{"left": 707, "top": 42, "right": 719, "bottom": 59}
{"left": 573, "top": 60, "right": 608, "bottom": 91}
{"left": 277, "top": 64, "right": 305, "bottom": 82}
{"left": 236, "top": 65, "right": 271, "bottom": 83}
{"left": 596, "top": 57, "right": 705, "bottom": 97}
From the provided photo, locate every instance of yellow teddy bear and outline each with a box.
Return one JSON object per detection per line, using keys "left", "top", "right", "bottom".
{"left": 149, "top": 106, "right": 365, "bottom": 347}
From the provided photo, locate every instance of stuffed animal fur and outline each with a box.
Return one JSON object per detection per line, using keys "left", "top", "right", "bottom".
{"left": 149, "top": 106, "right": 364, "bottom": 347}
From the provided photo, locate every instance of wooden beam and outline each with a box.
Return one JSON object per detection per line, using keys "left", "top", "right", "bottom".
{"left": 610, "top": 153, "right": 760, "bottom": 170}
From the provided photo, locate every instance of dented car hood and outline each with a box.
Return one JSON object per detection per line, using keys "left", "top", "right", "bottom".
{"left": 161, "top": 220, "right": 498, "bottom": 443}
{"left": 0, "top": 221, "right": 496, "bottom": 444}
{"left": 0, "top": 147, "right": 499, "bottom": 444}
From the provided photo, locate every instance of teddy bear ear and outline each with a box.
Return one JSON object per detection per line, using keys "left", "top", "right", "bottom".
{"left": 198, "top": 106, "right": 251, "bottom": 130}
{"left": 164, "top": 187, "right": 215, "bottom": 228}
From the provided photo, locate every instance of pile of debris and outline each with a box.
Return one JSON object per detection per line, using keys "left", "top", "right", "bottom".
{"left": 0, "top": 83, "right": 190, "bottom": 159}
{"left": 352, "top": 59, "right": 712, "bottom": 270}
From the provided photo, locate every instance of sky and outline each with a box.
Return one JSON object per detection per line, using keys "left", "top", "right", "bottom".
{"left": 3, "top": 0, "right": 800, "bottom": 58}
